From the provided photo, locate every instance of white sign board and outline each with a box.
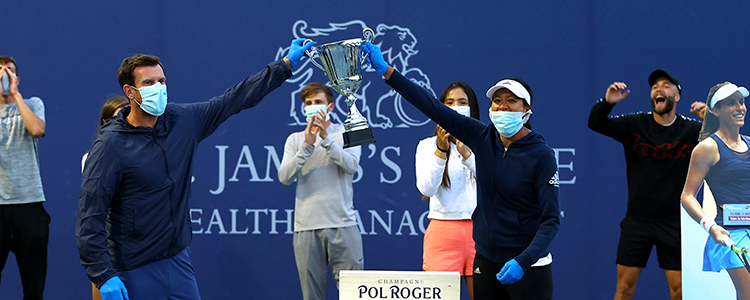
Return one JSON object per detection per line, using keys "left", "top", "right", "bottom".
{"left": 339, "top": 270, "right": 461, "bottom": 300}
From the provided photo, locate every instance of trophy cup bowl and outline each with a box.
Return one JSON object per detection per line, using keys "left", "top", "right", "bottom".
{"left": 304, "top": 28, "right": 376, "bottom": 148}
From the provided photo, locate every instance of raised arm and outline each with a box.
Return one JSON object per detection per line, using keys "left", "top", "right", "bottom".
{"left": 690, "top": 101, "right": 707, "bottom": 119}
{"left": 362, "top": 42, "right": 484, "bottom": 149}
{"left": 191, "top": 59, "right": 293, "bottom": 141}
{"left": 310, "top": 113, "right": 360, "bottom": 174}
{"left": 278, "top": 132, "right": 311, "bottom": 186}
{"left": 415, "top": 137, "right": 447, "bottom": 197}
{"left": 2, "top": 67, "right": 45, "bottom": 137}
{"left": 588, "top": 82, "right": 631, "bottom": 140}
{"left": 191, "top": 39, "right": 313, "bottom": 141}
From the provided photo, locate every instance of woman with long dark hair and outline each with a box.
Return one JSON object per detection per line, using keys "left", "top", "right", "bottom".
{"left": 681, "top": 82, "right": 750, "bottom": 299}
{"left": 416, "top": 82, "right": 480, "bottom": 299}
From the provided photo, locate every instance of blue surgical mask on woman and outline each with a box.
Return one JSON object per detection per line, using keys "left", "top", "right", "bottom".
{"left": 304, "top": 104, "right": 330, "bottom": 122}
{"left": 489, "top": 109, "right": 532, "bottom": 138}
{"left": 450, "top": 105, "right": 471, "bottom": 117}
{"left": 133, "top": 83, "right": 168, "bottom": 116}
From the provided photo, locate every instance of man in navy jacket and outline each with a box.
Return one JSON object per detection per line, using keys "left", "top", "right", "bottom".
{"left": 76, "top": 39, "right": 312, "bottom": 300}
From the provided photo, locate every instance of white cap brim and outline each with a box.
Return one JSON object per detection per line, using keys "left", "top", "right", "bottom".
{"left": 486, "top": 79, "right": 531, "bottom": 106}
{"left": 710, "top": 83, "right": 749, "bottom": 109}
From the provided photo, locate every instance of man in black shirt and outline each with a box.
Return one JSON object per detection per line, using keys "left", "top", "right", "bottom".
{"left": 588, "top": 70, "right": 703, "bottom": 300}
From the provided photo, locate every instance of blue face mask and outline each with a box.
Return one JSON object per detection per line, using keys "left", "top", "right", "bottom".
{"left": 1, "top": 73, "right": 8, "bottom": 96}
{"left": 304, "top": 104, "right": 330, "bottom": 122}
{"left": 134, "top": 83, "right": 168, "bottom": 116}
{"left": 489, "top": 109, "right": 532, "bottom": 138}
{"left": 1, "top": 71, "right": 15, "bottom": 96}
{"left": 450, "top": 105, "right": 471, "bottom": 117}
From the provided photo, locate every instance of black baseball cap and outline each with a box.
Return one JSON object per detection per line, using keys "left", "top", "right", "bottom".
{"left": 648, "top": 69, "right": 681, "bottom": 95}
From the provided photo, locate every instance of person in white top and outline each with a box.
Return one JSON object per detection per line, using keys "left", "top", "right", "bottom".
{"left": 278, "top": 82, "right": 363, "bottom": 300}
{"left": 415, "top": 82, "right": 479, "bottom": 299}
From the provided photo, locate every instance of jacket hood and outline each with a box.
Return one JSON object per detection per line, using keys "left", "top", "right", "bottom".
{"left": 99, "top": 105, "right": 167, "bottom": 135}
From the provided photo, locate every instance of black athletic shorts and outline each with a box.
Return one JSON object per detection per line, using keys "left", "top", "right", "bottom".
{"left": 616, "top": 216, "right": 681, "bottom": 270}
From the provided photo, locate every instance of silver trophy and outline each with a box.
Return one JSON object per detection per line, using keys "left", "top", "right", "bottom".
{"left": 304, "top": 28, "right": 376, "bottom": 148}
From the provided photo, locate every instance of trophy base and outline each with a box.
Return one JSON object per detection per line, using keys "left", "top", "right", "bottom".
{"left": 343, "top": 127, "right": 376, "bottom": 148}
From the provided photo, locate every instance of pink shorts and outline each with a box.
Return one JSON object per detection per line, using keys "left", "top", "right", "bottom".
{"left": 422, "top": 219, "right": 475, "bottom": 276}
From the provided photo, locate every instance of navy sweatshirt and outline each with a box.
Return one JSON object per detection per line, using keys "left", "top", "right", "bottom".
{"left": 386, "top": 71, "right": 561, "bottom": 271}
{"left": 77, "top": 59, "right": 292, "bottom": 288}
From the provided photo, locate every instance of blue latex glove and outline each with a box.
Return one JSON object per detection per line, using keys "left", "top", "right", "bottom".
{"left": 100, "top": 276, "right": 129, "bottom": 300}
{"left": 496, "top": 259, "right": 524, "bottom": 284}
{"left": 362, "top": 42, "right": 388, "bottom": 75}
{"left": 285, "top": 38, "right": 314, "bottom": 68}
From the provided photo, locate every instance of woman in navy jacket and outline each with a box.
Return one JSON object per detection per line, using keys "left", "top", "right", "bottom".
{"left": 364, "top": 43, "right": 560, "bottom": 300}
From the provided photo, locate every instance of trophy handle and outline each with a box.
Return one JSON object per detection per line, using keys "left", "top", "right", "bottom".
{"left": 363, "top": 27, "right": 374, "bottom": 43}
{"left": 360, "top": 27, "right": 375, "bottom": 68}
{"left": 303, "top": 39, "right": 325, "bottom": 71}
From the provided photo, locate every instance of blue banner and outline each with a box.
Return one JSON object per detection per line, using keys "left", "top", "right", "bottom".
{"left": 1, "top": 1, "right": 748, "bottom": 299}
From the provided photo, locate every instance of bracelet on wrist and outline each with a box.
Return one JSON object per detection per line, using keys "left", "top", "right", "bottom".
{"left": 436, "top": 145, "right": 449, "bottom": 153}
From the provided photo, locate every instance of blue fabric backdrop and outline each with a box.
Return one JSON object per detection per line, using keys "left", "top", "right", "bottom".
{"left": 1, "top": 1, "right": 748, "bottom": 299}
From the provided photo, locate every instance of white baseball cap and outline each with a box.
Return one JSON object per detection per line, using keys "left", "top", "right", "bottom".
{"left": 486, "top": 79, "right": 531, "bottom": 105}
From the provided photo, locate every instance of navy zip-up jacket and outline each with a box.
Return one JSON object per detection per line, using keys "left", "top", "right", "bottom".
{"left": 386, "top": 71, "right": 561, "bottom": 271}
{"left": 76, "top": 59, "right": 292, "bottom": 288}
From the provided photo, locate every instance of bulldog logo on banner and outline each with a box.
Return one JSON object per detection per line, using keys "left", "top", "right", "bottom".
{"left": 276, "top": 20, "right": 436, "bottom": 129}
